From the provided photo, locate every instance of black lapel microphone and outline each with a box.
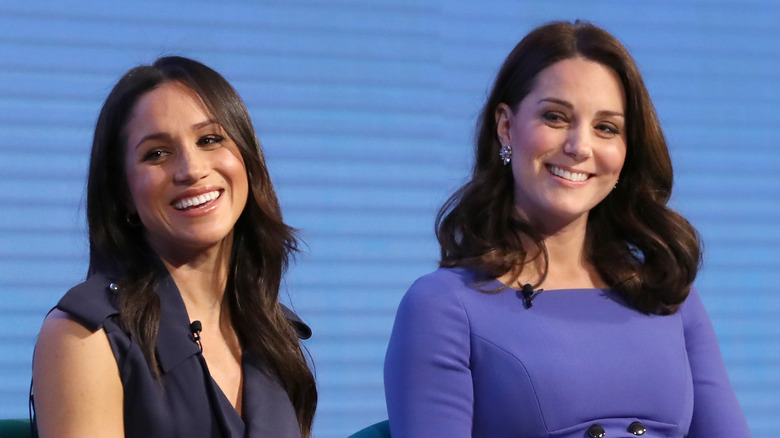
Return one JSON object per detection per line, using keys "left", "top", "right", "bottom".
{"left": 190, "top": 320, "right": 203, "bottom": 351}
{"left": 521, "top": 284, "right": 544, "bottom": 309}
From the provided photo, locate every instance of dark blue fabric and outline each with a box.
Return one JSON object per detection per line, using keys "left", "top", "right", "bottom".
{"left": 384, "top": 268, "right": 750, "bottom": 438}
{"left": 56, "top": 272, "right": 306, "bottom": 438}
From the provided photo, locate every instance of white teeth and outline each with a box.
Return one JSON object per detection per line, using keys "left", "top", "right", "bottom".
{"left": 548, "top": 165, "right": 589, "bottom": 182}
{"left": 173, "top": 190, "right": 220, "bottom": 210}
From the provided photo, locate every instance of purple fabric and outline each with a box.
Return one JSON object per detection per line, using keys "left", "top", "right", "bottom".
{"left": 384, "top": 268, "right": 750, "bottom": 437}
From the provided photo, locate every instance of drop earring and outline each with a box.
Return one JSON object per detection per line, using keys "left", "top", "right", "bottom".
{"left": 499, "top": 144, "right": 512, "bottom": 166}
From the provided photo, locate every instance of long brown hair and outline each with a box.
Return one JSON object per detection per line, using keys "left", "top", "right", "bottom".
{"left": 437, "top": 21, "right": 701, "bottom": 314}
{"left": 86, "top": 56, "right": 316, "bottom": 434}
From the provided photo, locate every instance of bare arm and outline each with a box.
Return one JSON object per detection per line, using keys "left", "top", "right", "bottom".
{"left": 33, "top": 309, "right": 124, "bottom": 438}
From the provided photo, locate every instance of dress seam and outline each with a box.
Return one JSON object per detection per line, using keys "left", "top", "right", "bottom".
{"left": 470, "top": 331, "right": 550, "bottom": 434}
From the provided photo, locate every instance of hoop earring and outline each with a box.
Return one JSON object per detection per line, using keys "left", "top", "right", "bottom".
{"left": 499, "top": 144, "right": 512, "bottom": 166}
{"left": 126, "top": 213, "right": 142, "bottom": 227}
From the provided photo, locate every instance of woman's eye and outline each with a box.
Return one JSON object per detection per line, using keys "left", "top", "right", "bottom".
{"left": 198, "top": 134, "right": 224, "bottom": 146}
{"left": 596, "top": 123, "right": 620, "bottom": 135}
{"left": 542, "top": 112, "right": 566, "bottom": 124}
{"left": 142, "top": 149, "right": 167, "bottom": 162}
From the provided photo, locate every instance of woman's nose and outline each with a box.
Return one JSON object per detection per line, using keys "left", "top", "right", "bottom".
{"left": 563, "top": 125, "right": 592, "bottom": 160}
{"left": 173, "top": 147, "right": 208, "bottom": 183}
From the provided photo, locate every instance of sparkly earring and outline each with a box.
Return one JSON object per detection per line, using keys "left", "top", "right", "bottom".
{"left": 499, "top": 144, "right": 512, "bottom": 166}
{"left": 613, "top": 178, "right": 619, "bottom": 190}
{"left": 126, "top": 212, "right": 142, "bottom": 227}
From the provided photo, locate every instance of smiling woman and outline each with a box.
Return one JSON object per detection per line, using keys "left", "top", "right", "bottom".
{"left": 384, "top": 21, "right": 750, "bottom": 437}
{"left": 123, "top": 82, "right": 249, "bottom": 261}
{"left": 495, "top": 57, "right": 627, "bottom": 236}
{"left": 31, "top": 57, "right": 316, "bottom": 438}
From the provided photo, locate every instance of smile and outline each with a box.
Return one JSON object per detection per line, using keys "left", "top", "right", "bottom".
{"left": 547, "top": 165, "right": 590, "bottom": 182}
{"left": 172, "top": 190, "right": 222, "bottom": 210}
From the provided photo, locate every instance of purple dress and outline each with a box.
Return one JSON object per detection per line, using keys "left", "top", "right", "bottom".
{"left": 51, "top": 271, "right": 309, "bottom": 438}
{"left": 384, "top": 268, "right": 750, "bottom": 437}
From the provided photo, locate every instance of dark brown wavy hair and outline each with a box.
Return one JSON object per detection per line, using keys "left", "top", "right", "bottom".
{"left": 86, "top": 56, "right": 316, "bottom": 435}
{"left": 437, "top": 21, "right": 701, "bottom": 314}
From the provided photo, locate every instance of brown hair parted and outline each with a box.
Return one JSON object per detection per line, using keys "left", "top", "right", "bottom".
{"left": 87, "top": 56, "right": 316, "bottom": 435}
{"left": 436, "top": 21, "right": 701, "bottom": 314}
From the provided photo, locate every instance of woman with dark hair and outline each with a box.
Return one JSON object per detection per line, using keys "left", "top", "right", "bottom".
{"left": 384, "top": 21, "right": 749, "bottom": 437}
{"left": 33, "top": 56, "right": 316, "bottom": 437}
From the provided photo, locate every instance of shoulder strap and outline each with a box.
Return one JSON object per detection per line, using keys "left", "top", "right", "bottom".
{"left": 280, "top": 305, "right": 312, "bottom": 340}
{"left": 56, "top": 273, "right": 119, "bottom": 331}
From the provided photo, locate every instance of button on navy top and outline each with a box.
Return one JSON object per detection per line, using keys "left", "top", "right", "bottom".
{"left": 55, "top": 271, "right": 309, "bottom": 438}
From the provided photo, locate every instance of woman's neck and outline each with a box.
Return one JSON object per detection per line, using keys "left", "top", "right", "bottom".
{"left": 166, "top": 257, "right": 228, "bottom": 312}
{"left": 540, "top": 229, "right": 606, "bottom": 290}
{"left": 154, "top": 237, "right": 233, "bottom": 320}
{"left": 504, "top": 215, "right": 606, "bottom": 290}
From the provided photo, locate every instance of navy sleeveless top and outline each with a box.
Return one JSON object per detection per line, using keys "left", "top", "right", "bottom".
{"left": 54, "top": 272, "right": 310, "bottom": 438}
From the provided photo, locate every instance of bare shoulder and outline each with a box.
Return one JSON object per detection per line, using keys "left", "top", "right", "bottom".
{"left": 35, "top": 309, "right": 118, "bottom": 371}
{"left": 37, "top": 309, "right": 104, "bottom": 345}
{"left": 33, "top": 309, "right": 124, "bottom": 437}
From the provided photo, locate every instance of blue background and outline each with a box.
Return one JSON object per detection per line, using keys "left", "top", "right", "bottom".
{"left": 0, "top": 1, "right": 778, "bottom": 436}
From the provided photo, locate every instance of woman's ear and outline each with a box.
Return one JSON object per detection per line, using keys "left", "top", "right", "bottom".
{"left": 495, "top": 103, "right": 513, "bottom": 146}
